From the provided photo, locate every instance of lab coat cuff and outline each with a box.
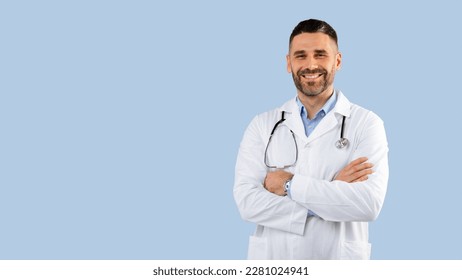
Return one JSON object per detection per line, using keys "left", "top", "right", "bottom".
{"left": 290, "top": 174, "right": 309, "bottom": 203}
{"left": 290, "top": 175, "right": 321, "bottom": 219}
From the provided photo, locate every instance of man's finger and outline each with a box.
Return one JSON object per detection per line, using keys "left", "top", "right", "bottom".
{"left": 350, "top": 162, "right": 374, "bottom": 173}
{"left": 350, "top": 169, "right": 374, "bottom": 181}
{"left": 350, "top": 157, "right": 369, "bottom": 166}
{"left": 353, "top": 175, "right": 369, "bottom": 182}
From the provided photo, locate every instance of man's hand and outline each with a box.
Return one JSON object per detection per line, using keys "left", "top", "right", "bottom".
{"left": 264, "top": 170, "right": 293, "bottom": 196}
{"left": 334, "top": 157, "right": 374, "bottom": 183}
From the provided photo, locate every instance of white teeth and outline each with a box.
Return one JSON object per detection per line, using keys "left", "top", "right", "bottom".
{"left": 302, "top": 74, "right": 320, "bottom": 79}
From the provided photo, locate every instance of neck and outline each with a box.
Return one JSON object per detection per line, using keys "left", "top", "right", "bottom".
{"left": 297, "top": 87, "right": 334, "bottom": 119}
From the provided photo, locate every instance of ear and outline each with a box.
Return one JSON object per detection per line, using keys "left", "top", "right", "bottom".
{"left": 335, "top": 52, "right": 342, "bottom": 70}
{"left": 286, "top": 54, "right": 292, "bottom": 73}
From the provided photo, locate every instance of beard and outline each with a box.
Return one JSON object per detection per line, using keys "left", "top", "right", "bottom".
{"left": 291, "top": 65, "right": 336, "bottom": 97}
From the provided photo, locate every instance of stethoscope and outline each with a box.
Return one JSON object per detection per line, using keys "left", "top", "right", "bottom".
{"left": 264, "top": 111, "right": 349, "bottom": 169}
{"left": 335, "top": 115, "right": 349, "bottom": 149}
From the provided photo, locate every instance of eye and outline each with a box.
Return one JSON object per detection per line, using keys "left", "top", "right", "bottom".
{"left": 295, "top": 54, "right": 306, "bottom": 59}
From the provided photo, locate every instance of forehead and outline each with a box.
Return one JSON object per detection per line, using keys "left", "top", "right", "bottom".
{"left": 289, "top": 32, "right": 337, "bottom": 53}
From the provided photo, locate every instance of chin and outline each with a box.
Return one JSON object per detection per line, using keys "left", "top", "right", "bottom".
{"left": 301, "top": 88, "right": 324, "bottom": 97}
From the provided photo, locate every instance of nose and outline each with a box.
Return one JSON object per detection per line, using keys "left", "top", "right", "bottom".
{"left": 304, "top": 56, "right": 318, "bottom": 70}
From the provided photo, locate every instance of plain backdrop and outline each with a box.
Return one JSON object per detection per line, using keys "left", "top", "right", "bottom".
{"left": 1, "top": 0, "right": 461, "bottom": 259}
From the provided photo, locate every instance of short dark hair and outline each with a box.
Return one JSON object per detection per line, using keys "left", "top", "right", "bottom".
{"left": 289, "top": 19, "right": 338, "bottom": 47}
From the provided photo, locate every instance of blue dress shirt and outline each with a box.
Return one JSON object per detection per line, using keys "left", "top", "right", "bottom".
{"left": 296, "top": 92, "right": 338, "bottom": 137}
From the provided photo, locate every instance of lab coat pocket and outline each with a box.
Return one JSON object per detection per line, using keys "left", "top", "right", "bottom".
{"left": 340, "top": 241, "right": 371, "bottom": 260}
{"left": 247, "top": 236, "right": 268, "bottom": 260}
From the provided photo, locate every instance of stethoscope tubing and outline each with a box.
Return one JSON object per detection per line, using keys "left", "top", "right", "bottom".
{"left": 264, "top": 111, "right": 348, "bottom": 168}
{"left": 340, "top": 115, "right": 346, "bottom": 139}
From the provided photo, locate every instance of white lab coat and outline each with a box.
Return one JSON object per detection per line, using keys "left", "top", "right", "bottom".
{"left": 233, "top": 90, "right": 388, "bottom": 259}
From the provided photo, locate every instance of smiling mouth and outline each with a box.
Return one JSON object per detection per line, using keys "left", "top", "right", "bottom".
{"left": 301, "top": 73, "right": 323, "bottom": 79}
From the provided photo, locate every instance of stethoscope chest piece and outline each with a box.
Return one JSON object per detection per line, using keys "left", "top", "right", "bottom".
{"left": 335, "top": 115, "right": 349, "bottom": 149}
{"left": 335, "top": 138, "right": 349, "bottom": 149}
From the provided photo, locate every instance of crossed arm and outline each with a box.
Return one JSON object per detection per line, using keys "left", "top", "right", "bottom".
{"left": 264, "top": 157, "right": 374, "bottom": 196}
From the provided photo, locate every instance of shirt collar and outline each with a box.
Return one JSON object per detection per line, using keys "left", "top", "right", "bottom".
{"left": 296, "top": 91, "right": 338, "bottom": 119}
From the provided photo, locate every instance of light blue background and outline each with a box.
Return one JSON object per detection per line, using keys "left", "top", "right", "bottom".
{"left": 1, "top": 1, "right": 461, "bottom": 259}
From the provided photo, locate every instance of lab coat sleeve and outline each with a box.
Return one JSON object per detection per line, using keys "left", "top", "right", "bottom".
{"left": 233, "top": 115, "right": 309, "bottom": 235}
{"left": 290, "top": 111, "right": 389, "bottom": 222}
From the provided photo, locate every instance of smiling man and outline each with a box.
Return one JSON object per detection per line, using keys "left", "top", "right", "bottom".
{"left": 234, "top": 19, "right": 389, "bottom": 259}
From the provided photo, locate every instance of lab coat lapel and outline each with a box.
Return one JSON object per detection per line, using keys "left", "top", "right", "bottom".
{"left": 306, "top": 90, "right": 352, "bottom": 143}
{"left": 279, "top": 99, "right": 306, "bottom": 142}
{"left": 307, "top": 113, "right": 338, "bottom": 143}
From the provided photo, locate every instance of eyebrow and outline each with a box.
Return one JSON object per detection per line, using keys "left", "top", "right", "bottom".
{"left": 314, "top": 49, "right": 328, "bottom": 54}
{"left": 292, "top": 49, "right": 328, "bottom": 56}
{"left": 293, "top": 50, "right": 306, "bottom": 56}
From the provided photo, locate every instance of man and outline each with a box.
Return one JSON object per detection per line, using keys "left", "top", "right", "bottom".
{"left": 233, "top": 19, "right": 388, "bottom": 259}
